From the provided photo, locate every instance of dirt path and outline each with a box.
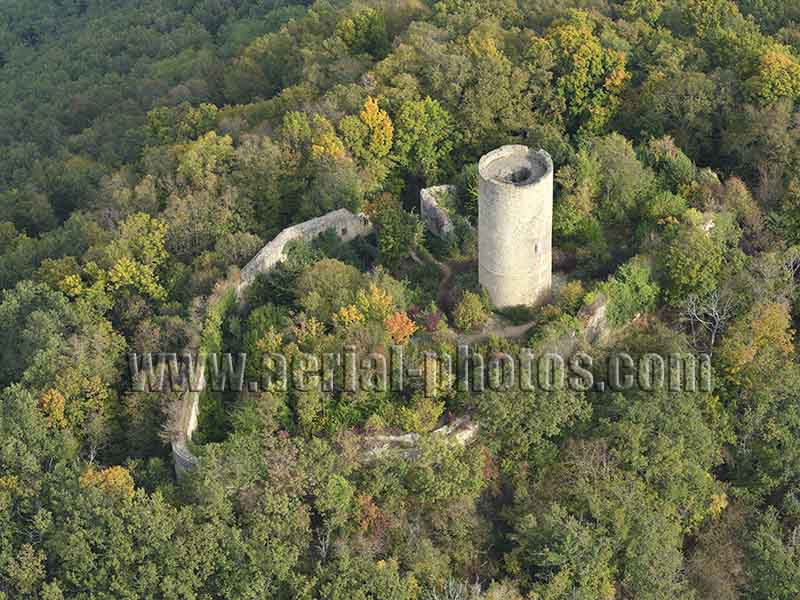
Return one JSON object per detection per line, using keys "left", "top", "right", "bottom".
{"left": 417, "top": 252, "right": 536, "bottom": 343}
{"left": 435, "top": 258, "right": 476, "bottom": 315}
{"left": 415, "top": 250, "right": 538, "bottom": 344}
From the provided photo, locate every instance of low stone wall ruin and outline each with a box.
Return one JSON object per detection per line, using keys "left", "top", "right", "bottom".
{"left": 365, "top": 416, "right": 478, "bottom": 460}
{"left": 420, "top": 185, "right": 456, "bottom": 239}
{"left": 173, "top": 209, "right": 374, "bottom": 477}
{"left": 237, "top": 208, "right": 373, "bottom": 294}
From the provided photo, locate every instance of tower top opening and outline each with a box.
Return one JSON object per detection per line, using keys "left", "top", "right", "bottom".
{"left": 478, "top": 145, "right": 552, "bottom": 188}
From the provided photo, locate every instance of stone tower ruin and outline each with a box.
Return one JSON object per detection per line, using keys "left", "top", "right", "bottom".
{"left": 478, "top": 145, "right": 553, "bottom": 308}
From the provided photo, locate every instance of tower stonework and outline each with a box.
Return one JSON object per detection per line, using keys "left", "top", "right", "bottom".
{"left": 478, "top": 145, "right": 553, "bottom": 308}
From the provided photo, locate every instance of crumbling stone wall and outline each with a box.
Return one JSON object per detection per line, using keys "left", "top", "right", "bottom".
{"left": 172, "top": 147, "right": 559, "bottom": 476}
{"left": 420, "top": 185, "right": 457, "bottom": 238}
{"left": 237, "top": 208, "right": 373, "bottom": 294}
{"left": 478, "top": 146, "right": 553, "bottom": 308}
{"left": 171, "top": 393, "right": 199, "bottom": 475}
{"left": 365, "top": 416, "right": 478, "bottom": 460}
{"left": 173, "top": 209, "right": 373, "bottom": 476}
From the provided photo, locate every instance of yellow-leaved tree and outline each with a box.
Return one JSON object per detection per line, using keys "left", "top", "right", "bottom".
{"left": 340, "top": 97, "right": 394, "bottom": 188}
{"left": 104, "top": 212, "right": 169, "bottom": 301}
{"left": 79, "top": 466, "right": 135, "bottom": 500}
{"left": 746, "top": 48, "right": 800, "bottom": 106}
{"left": 719, "top": 301, "right": 795, "bottom": 388}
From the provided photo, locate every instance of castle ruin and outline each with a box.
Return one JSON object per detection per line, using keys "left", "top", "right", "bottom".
{"left": 174, "top": 146, "right": 555, "bottom": 475}
{"left": 478, "top": 145, "right": 553, "bottom": 308}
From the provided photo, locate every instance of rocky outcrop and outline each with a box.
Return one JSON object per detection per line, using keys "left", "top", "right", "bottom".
{"left": 578, "top": 292, "right": 610, "bottom": 345}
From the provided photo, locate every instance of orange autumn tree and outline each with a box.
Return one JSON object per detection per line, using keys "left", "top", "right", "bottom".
{"left": 385, "top": 311, "right": 417, "bottom": 344}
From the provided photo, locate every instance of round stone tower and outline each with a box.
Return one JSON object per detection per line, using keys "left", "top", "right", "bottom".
{"left": 478, "top": 145, "right": 553, "bottom": 308}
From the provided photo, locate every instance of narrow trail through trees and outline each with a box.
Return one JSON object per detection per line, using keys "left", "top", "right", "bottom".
{"left": 416, "top": 249, "right": 537, "bottom": 344}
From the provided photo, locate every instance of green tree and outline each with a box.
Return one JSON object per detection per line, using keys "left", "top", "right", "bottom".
{"left": 453, "top": 290, "right": 489, "bottom": 332}
{"left": 340, "top": 97, "right": 394, "bottom": 164}
{"left": 661, "top": 225, "right": 724, "bottom": 305}
{"left": 405, "top": 435, "right": 485, "bottom": 505}
{"left": 477, "top": 385, "right": 590, "bottom": 475}
{"left": 748, "top": 508, "right": 800, "bottom": 598}
{"left": 507, "top": 505, "right": 616, "bottom": 598}
{"left": 599, "top": 257, "right": 660, "bottom": 326}
{"left": 374, "top": 205, "right": 423, "bottom": 267}
{"left": 460, "top": 28, "right": 535, "bottom": 151}
{"left": 0, "top": 188, "right": 56, "bottom": 235}
{"left": 335, "top": 8, "right": 389, "bottom": 57}
{"left": 175, "top": 131, "right": 235, "bottom": 188}
{"left": 641, "top": 136, "right": 696, "bottom": 193}
{"left": 295, "top": 258, "right": 365, "bottom": 323}
{"left": 101, "top": 212, "right": 169, "bottom": 302}
{"left": 745, "top": 47, "right": 800, "bottom": 106}
{"left": 393, "top": 97, "right": 455, "bottom": 184}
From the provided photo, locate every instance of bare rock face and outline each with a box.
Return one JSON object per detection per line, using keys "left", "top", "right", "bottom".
{"left": 478, "top": 146, "right": 553, "bottom": 308}
{"left": 365, "top": 416, "right": 478, "bottom": 460}
{"left": 579, "top": 292, "right": 610, "bottom": 345}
